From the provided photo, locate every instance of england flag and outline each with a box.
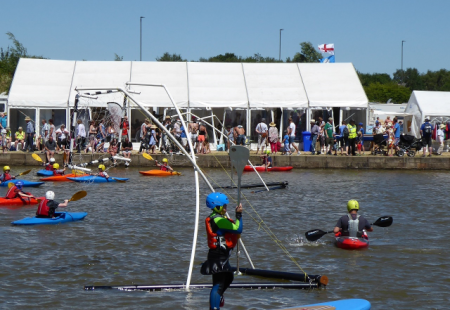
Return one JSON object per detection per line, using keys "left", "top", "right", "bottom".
{"left": 318, "top": 44, "right": 335, "bottom": 55}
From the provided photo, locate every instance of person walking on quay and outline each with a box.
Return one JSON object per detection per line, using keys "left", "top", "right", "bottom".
{"left": 255, "top": 118, "right": 268, "bottom": 154}
{"left": 324, "top": 118, "right": 335, "bottom": 155}
{"left": 235, "top": 125, "right": 246, "bottom": 146}
{"left": 24, "top": 116, "right": 35, "bottom": 152}
{"left": 268, "top": 122, "right": 279, "bottom": 154}
{"left": 310, "top": 120, "right": 319, "bottom": 155}
{"left": 420, "top": 118, "right": 434, "bottom": 157}
{"left": 288, "top": 117, "right": 300, "bottom": 155}
{"left": 201, "top": 192, "right": 243, "bottom": 310}
{"left": 357, "top": 123, "right": 365, "bottom": 155}
{"left": 76, "top": 119, "right": 86, "bottom": 153}
{"left": 37, "top": 119, "right": 49, "bottom": 152}
{"left": 339, "top": 121, "right": 348, "bottom": 155}
{"left": 347, "top": 119, "right": 357, "bottom": 156}
{"left": 282, "top": 130, "right": 291, "bottom": 155}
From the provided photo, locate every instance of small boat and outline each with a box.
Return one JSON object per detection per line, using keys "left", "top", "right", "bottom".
{"left": 0, "top": 180, "right": 44, "bottom": 187}
{"left": 67, "top": 176, "right": 129, "bottom": 183}
{"left": 243, "top": 165, "right": 293, "bottom": 172}
{"left": 335, "top": 233, "right": 369, "bottom": 250}
{"left": 40, "top": 174, "right": 88, "bottom": 182}
{"left": 36, "top": 169, "right": 54, "bottom": 176}
{"left": 139, "top": 170, "right": 180, "bottom": 176}
{"left": 0, "top": 196, "right": 45, "bottom": 207}
{"left": 11, "top": 212, "right": 88, "bottom": 225}
{"left": 280, "top": 299, "right": 371, "bottom": 310}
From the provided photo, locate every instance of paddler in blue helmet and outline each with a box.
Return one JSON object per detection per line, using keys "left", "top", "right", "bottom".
{"left": 334, "top": 200, "right": 373, "bottom": 238}
{"left": 201, "top": 192, "right": 243, "bottom": 310}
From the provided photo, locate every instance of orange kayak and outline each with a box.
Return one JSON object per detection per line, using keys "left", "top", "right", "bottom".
{"left": 0, "top": 196, "right": 45, "bottom": 207}
{"left": 40, "top": 174, "right": 88, "bottom": 182}
{"left": 139, "top": 170, "right": 181, "bottom": 176}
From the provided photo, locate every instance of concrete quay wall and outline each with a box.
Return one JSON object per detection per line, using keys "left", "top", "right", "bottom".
{"left": 2, "top": 152, "right": 448, "bottom": 170}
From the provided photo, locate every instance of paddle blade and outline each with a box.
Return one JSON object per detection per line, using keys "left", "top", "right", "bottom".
{"left": 229, "top": 146, "right": 250, "bottom": 178}
{"left": 111, "top": 178, "right": 127, "bottom": 183}
{"left": 32, "top": 153, "right": 43, "bottom": 162}
{"left": 18, "top": 169, "right": 32, "bottom": 176}
{"left": 173, "top": 171, "right": 182, "bottom": 176}
{"left": 305, "top": 229, "right": 331, "bottom": 242}
{"left": 142, "top": 153, "right": 154, "bottom": 161}
{"left": 8, "top": 182, "right": 14, "bottom": 189}
{"left": 63, "top": 151, "right": 67, "bottom": 163}
{"left": 372, "top": 216, "right": 393, "bottom": 228}
{"left": 69, "top": 191, "right": 87, "bottom": 202}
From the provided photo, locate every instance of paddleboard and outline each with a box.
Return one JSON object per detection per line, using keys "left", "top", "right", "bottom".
{"left": 279, "top": 299, "right": 371, "bottom": 310}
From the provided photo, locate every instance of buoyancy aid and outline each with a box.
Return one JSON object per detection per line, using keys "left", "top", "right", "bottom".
{"left": 36, "top": 199, "right": 50, "bottom": 217}
{"left": 348, "top": 125, "right": 357, "bottom": 139}
{"left": 348, "top": 214, "right": 360, "bottom": 237}
{"left": 98, "top": 172, "right": 107, "bottom": 178}
{"left": 53, "top": 169, "right": 64, "bottom": 176}
{"left": 45, "top": 163, "right": 54, "bottom": 171}
{"left": 5, "top": 185, "right": 20, "bottom": 199}
{"left": 205, "top": 215, "right": 239, "bottom": 251}
{"left": 160, "top": 164, "right": 169, "bottom": 172}
{"left": 1, "top": 173, "right": 12, "bottom": 182}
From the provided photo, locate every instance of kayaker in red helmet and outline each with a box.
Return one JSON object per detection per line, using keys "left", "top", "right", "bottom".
{"left": 334, "top": 200, "right": 373, "bottom": 237}
{"left": 36, "top": 191, "right": 68, "bottom": 218}
{"left": 201, "top": 192, "right": 243, "bottom": 310}
{"left": 155, "top": 158, "right": 173, "bottom": 172}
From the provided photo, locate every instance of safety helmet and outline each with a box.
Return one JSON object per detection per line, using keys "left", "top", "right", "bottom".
{"left": 16, "top": 181, "right": 24, "bottom": 189}
{"left": 3, "top": 166, "right": 10, "bottom": 172}
{"left": 206, "top": 192, "right": 229, "bottom": 210}
{"left": 162, "top": 158, "right": 168, "bottom": 163}
{"left": 265, "top": 150, "right": 271, "bottom": 155}
{"left": 46, "top": 191, "right": 55, "bottom": 200}
{"left": 53, "top": 163, "right": 60, "bottom": 169}
{"left": 98, "top": 164, "right": 106, "bottom": 171}
{"left": 347, "top": 199, "right": 360, "bottom": 212}
{"left": 50, "top": 158, "right": 56, "bottom": 163}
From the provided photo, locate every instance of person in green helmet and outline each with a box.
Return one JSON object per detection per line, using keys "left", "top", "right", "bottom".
{"left": 334, "top": 200, "right": 373, "bottom": 237}
{"left": 259, "top": 149, "right": 272, "bottom": 168}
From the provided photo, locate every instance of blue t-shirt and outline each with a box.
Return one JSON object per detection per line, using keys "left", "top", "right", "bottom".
{"left": 420, "top": 122, "right": 434, "bottom": 136}
{"left": 0, "top": 116, "right": 7, "bottom": 128}
{"left": 394, "top": 123, "right": 401, "bottom": 138}
{"left": 283, "top": 134, "right": 289, "bottom": 145}
{"left": 180, "top": 126, "right": 187, "bottom": 138}
{"left": 339, "top": 125, "right": 347, "bottom": 136}
{"left": 359, "top": 127, "right": 365, "bottom": 135}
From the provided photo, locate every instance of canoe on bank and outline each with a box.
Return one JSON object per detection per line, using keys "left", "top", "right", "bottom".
{"left": 40, "top": 174, "right": 88, "bottom": 182}
{"left": 67, "top": 176, "right": 129, "bottom": 183}
{"left": 335, "top": 234, "right": 369, "bottom": 250}
{"left": 139, "top": 170, "right": 181, "bottom": 176}
{"left": 280, "top": 299, "right": 371, "bottom": 310}
{"left": 11, "top": 212, "right": 88, "bottom": 225}
{"left": 0, "top": 196, "right": 45, "bottom": 207}
{"left": 37, "top": 169, "right": 53, "bottom": 176}
{"left": 243, "top": 166, "right": 293, "bottom": 172}
{"left": 0, "top": 180, "right": 44, "bottom": 187}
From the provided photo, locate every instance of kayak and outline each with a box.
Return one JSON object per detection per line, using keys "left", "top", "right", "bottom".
{"left": 11, "top": 212, "right": 88, "bottom": 225}
{"left": 335, "top": 233, "right": 369, "bottom": 250}
{"left": 67, "top": 176, "right": 129, "bottom": 183}
{"left": 139, "top": 170, "right": 180, "bottom": 176}
{"left": 243, "top": 165, "right": 293, "bottom": 172}
{"left": 0, "top": 196, "right": 45, "bottom": 207}
{"left": 37, "top": 169, "right": 53, "bottom": 176}
{"left": 40, "top": 174, "right": 88, "bottom": 182}
{"left": 280, "top": 299, "right": 371, "bottom": 310}
{"left": 0, "top": 179, "right": 45, "bottom": 187}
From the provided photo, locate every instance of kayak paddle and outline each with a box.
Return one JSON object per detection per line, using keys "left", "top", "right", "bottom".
{"left": 142, "top": 153, "right": 154, "bottom": 161}
{"left": 37, "top": 190, "right": 87, "bottom": 204}
{"left": 6, "top": 169, "right": 33, "bottom": 188}
{"left": 32, "top": 153, "right": 44, "bottom": 162}
{"left": 110, "top": 177, "right": 127, "bottom": 183}
{"left": 304, "top": 216, "right": 394, "bottom": 242}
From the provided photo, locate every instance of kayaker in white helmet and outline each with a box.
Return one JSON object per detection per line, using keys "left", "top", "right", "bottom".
{"left": 334, "top": 200, "right": 373, "bottom": 237}
{"left": 36, "top": 191, "right": 68, "bottom": 218}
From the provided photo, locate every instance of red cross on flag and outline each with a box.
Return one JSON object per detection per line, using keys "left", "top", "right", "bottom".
{"left": 318, "top": 44, "right": 335, "bottom": 55}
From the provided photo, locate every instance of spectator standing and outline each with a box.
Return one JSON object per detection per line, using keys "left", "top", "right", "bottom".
{"left": 148, "top": 124, "right": 158, "bottom": 154}
{"left": 2, "top": 127, "right": 11, "bottom": 153}
{"left": 318, "top": 124, "right": 325, "bottom": 155}
{"left": 225, "top": 125, "right": 233, "bottom": 151}
{"left": 0, "top": 112, "right": 7, "bottom": 130}
{"left": 357, "top": 123, "right": 365, "bottom": 155}
{"left": 420, "top": 118, "right": 434, "bottom": 157}
{"left": 180, "top": 123, "right": 188, "bottom": 150}
{"left": 437, "top": 124, "right": 445, "bottom": 155}
{"left": 255, "top": 118, "right": 268, "bottom": 154}
{"left": 189, "top": 120, "right": 199, "bottom": 152}
{"left": 310, "top": 120, "right": 319, "bottom": 155}
{"left": 288, "top": 117, "right": 300, "bottom": 155}
{"left": 324, "top": 118, "right": 335, "bottom": 155}
{"left": 386, "top": 123, "right": 395, "bottom": 156}
{"left": 339, "top": 121, "right": 348, "bottom": 155}
{"left": 197, "top": 122, "right": 207, "bottom": 154}
{"left": 108, "top": 138, "right": 118, "bottom": 165}
{"left": 234, "top": 125, "right": 246, "bottom": 145}
{"left": 138, "top": 119, "right": 149, "bottom": 154}
{"left": 45, "top": 136, "right": 57, "bottom": 162}
{"left": 121, "top": 116, "right": 129, "bottom": 141}
{"left": 393, "top": 118, "right": 401, "bottom": 152}
{"left": 162, "top": 116, "right": 173, "bottom": 154}
{"left": 38, "top": 119, "right": 49, "bottom": 152}
{"left": 268, "top": 122, "right": 279, "bottom": 154}
{"left": 24, "top": 116, "right": 35, "bottom": 152}
{"left": 347, "top": 119, "right": 357, "bottom": 156}
{"left": 86, "top": 120, "right": 97, "bottom": 153}
{"left": 76, "top": 119, "right": 86, "bottom": 153}
{"left": 282, "top": 130, "right": 291, "bottom": 155}
{"left": 14, "top": 127, "right": 25, "bottom": 150}
{"left": 121, "top": 137, "right": 133, "bottom": 166}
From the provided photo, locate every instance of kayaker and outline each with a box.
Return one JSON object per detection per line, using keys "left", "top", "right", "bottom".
{"left": 94, "top": 164, "right": 109, "bottom": 179}
{"left": 334, "top": 200, "right": 373, "bottom": 238}
{"left": 260, "top": 150, "right": 272, "bottom": 168}
{"left": 5, "top": 181, "right": 34, "bottom": 200}
{"left": 43, "top": 158, "right": 56, "bottom": 171}
{"left": 36, "top": 191, "right": 68, "bottom": 218}
{"left": 0, "top": 166, "right": 15, "bottom": 183}
{"left": 201, "top": 192, "right": 243, "bottom": 310}
{"left": 52, "top": 163, "right": 66, "bottom": 176}
{"left": 155, "top": 158, "right": 173, "bottom": 172}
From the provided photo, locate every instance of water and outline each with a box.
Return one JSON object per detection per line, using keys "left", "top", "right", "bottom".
{"left": 1, "top": 167, "right": 449, "bottom": 309}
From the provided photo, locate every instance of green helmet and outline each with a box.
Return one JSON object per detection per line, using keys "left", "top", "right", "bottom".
{"left": 347, "top": 199, "right": 359, "bottom": 212}
{"left": 265, "top": 150, "right": 271, "bottom": 155}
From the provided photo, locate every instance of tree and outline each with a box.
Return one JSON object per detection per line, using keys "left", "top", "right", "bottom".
{"left": 156, "top": 52, "right": 186, "bottom": 62}
{"left": 114, "top": 53, "right": 123, "bottom": 61}
{"left": 364, "top": 82, "right": 411, "bottom": 103}
{"left": 358, "top": 72, "right": 392, "bottom": 87}
{"left": 291, "top": 42, "right": 322, "bottom": 63}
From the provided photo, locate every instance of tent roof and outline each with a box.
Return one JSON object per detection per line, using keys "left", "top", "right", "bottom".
{"left": 405, "top": 90, "right": 450, "bottom": 116}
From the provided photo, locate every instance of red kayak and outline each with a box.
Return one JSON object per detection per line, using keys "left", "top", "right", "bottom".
{"left": 0, "top": 196, "right": 45, "bottom": 207}
{"left": 335, "top": 233, "right": 369, "bottom": 250}
{"left": 40, "top": 173, "right": 88, "bottom": 182}
{"left": 243, "top": 165, "right": 293, "bottom": 172}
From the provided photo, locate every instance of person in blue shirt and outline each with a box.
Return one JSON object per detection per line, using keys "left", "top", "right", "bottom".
{"left": 282, "top": 130, "right": 291, "bottom": 155}
{"left": 0, "top": 112, "right": 7, "bottom": 130}
{"left": 260, "top": 150, "right": 273, "bottom": 168}
{"left": 357, "top": 123, "right": 365, "bottom": 155}
{"left": 420, "top": 118, "right": 434, "bottom": 157}
{"left": 393, "top": 117, "right": 401, "bottom": 153}
{"left": 24, "top": 116, "right": 35, "bottom": 152}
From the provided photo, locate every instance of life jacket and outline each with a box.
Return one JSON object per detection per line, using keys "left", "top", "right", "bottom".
{"left": 98, "top": 172, "right": 107, "bottom": 178}
{"left": 205, "top": 214, "right": 239, "bottom": 251}
{"left": 45, "top": 163, "right": 54, "bottom": 171}
{"left": 36, "top": 199, "right": 50, "bottom": 217}
{"left": 53, "top": 169, "right": 64, "bottom": 176}
{"left": 5, "top": 185, "right": 20, "bottom": 199}
{"left": 348, "top": 125, "right": 357, "bottom": 139}
{"left": 1, "top": 173, "right": 12, "bottom": 182}
{"left": 347, "top": 214, "right": 360, "bottom": 237}
{"left": 160, "top": 164, "right": 169, "bottom": 172}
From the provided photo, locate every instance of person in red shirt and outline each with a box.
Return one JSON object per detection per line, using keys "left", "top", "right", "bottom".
{"left": 36, "top": 191, "right": 68, "bottom": 218}
{"left": 0, "top": 166, "right": 15, "bottom": 183}
{"left": 121, "top": 116, "right": 129, "bottom": 141}
{"left": 52, "top": 163, "right": 66, "bottom": 176}
{"left": 5, "top": 181, "right": 34, "bottom": 200}
{"left": 155, "top": 158, "right": 173, "bottom": 172}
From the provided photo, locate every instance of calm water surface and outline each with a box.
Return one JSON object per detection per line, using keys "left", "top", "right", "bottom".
{"left": 0, "top": 166, "right": 449, "bottom": 309}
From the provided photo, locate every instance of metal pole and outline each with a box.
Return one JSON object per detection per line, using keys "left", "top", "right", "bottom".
{"left": 401, "top": 40, "right": 405, "bottom": 83}
{"left": 279, "top": 29, "right": 284, "bottom": 61}
{"left": 140, "top": 17, "right": 145, "bottom": 61}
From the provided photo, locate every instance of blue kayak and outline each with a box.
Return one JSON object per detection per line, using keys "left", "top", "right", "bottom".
{"left": 0, "top": 179, "right": 44, "bottom": 187}
{"left": 11, "top": 212, "right": 88, "bottom": 225}
{"left": 37, "top": 169, "right": 53, "bottom": 176}
{"left": 67, "top": 176, "right": 128, "bottom": 183}
{"left": 281, "top": 299, "right": 371, "bottom": 310}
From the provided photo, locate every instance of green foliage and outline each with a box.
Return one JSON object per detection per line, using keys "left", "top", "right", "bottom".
{"left": 364, "top": 82, "right": 411, "bottom": 103}
{"left": 291, "top": 42, "right": 322, "bottom": 63}
{"left": 358, "top": 72, "right": 392, "bottom": 87}
{"left": 156, "top": 52, "right": 186, "bottom": 62}
{"left": 114, "top": 53, "right": 123, "bottom": 61}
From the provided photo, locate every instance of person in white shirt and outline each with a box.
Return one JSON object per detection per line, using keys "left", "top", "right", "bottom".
{"left": 76, "top": 119, "right": 86, "bottom": 153}
{"left": 255, "top": 118, "right": 268, "bottom": 154}
{"left": 38, "top": 119, "right": 49, "bottom": 152}
{"left": 288, "top": 117, "right": 300, "bottom": 155}
{"left": 437, "top": 124, "right": 445, "bottom": 155}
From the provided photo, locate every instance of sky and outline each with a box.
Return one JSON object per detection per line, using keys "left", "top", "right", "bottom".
{"left": 1, "top": 0, "right": 449, "bottom": 75}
